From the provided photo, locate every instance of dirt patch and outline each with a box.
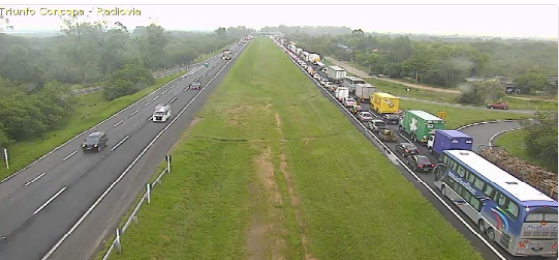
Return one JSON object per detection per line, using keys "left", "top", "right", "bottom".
{"left": 248, "top": 147, "right": 287, "bottom": 260}
{"left": 275, "top": 113, "right": 285, "bottom": 141}
{"left": 167, "top": 117, "right": 202, "bottom": 153}
{"left": 279, "top": 153, "right": 317, "bottom": 260}
{"left": 226, "top": 105, "right": 253, "bottom": 126}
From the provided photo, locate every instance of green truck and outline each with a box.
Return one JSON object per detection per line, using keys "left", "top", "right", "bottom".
{"left": 399, "top": 110, "right": 445, "bottom": 143}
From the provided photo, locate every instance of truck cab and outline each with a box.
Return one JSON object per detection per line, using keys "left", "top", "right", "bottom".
{"left": 152, "top": 104, "right": 171, "bottom": 122}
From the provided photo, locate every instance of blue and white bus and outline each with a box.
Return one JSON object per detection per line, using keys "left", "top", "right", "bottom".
{"left": 433, "top": 150, "right": 558, "bottom": 257}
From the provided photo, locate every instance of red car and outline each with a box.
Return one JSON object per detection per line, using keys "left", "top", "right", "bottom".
{"left": 487, "top": 101, "right": 509, "bottom": 110}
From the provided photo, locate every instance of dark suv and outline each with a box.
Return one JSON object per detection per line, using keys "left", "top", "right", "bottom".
{"left": 82, "top": 131, "right": 108, "bottom": 152}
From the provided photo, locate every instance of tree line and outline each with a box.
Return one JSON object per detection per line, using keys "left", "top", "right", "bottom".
{"left": 0, "top": 20, "right": 254, "bottom": 147}
{"left": 269, "top": 26, "right": 558, "bottom": 94}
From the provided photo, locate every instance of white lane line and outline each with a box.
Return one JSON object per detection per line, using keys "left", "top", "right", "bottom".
{"left": 1, "top": 67, "right": 188, "bottom": 184}
{"left": 170, "top": 85, "right": 175, "bottom": 89}
{"left": 33, "top": 187, "right": 67, "bottom": 215}
{"left": 169, "top": 96, "right": 178, "bottom": 103}
{"left": 113, "top": 120, "right": 124, "bottom": 127}
{"left": 153, "top": 95, "right": 159, "bottom": 101}
{"left": 62, "top": 151, "right": 77, "bottom": 162}
{"left": 110, "top": 135, "right": 130, "bottom": 151}
{"left": 129, "top": 110, "right": 138, "bottom": 117}
{"left": 278, "top": 45, "right": 508, "bottom": 260}
{"left": 143, "top": 102, "right": 150, "bottom": 107}
{"left": 40, "top": 42, "right": 248, "bottom": 260}
{"left": 24, "top": 172, "right": 47, "bottom": 186}
{"left": 162, "top": 90, "right": 168, "bottom": 95}
{"left": 488, "top": 127, "right": 522, "bottom": 146}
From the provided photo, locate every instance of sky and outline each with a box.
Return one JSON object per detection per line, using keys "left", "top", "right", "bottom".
{"left": 0, "top": 4, "right": 557, "bottom": 39}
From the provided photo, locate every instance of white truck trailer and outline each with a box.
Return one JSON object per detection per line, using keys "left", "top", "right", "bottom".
{"left": 354, "top": 83, "right": 376, "bottom": 102}
{"left": 326, "top": 66, "right": 347, "bottom": 82}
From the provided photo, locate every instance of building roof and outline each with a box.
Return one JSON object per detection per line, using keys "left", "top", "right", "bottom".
{"left": 446, "top": 150, "right": 556, "bottom": 203}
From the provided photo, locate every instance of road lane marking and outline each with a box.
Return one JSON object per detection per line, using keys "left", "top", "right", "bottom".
{"left": 111, "top": 135, "right": 130, "bottom": 151}
{"left": 153, "top": 95, "right": 159, "bottom": 101}
{"left": 488, "top": 127, "right": 522, "bottom": 146}
{"left": 1, "top": 66, "right": 189, "bottom": 183}
{"left": 162, "top": 90, "right": 168, "bottom": 95}
{"left": 24, "top": 172, "right": 47, "bottom": 186}
{"left": 39, "top": 41, "right": 249, "bottom": 260}
{"left": 62, "top": 151, "right": 77, "bottom": 162}
{"left": 33, "top": 187, "right": 67, "bottom": 215}
{"left": 129, "top": 110, "right": 138, "bottom": 117}
{"left": 170, "top": 96, "right": 178, "bottom": 103}
{"left": 279, "top": 45, "right": 508, "bottom": 260}
{"left": 143, "top": 102, "right": 150, "bottom": 107}
{"left": 113, "top": 120, "right": 124, "bottom": 127}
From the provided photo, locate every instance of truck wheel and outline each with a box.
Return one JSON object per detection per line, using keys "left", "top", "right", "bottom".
{"left": 489, "top": 106, "right": 494, "bottom": 109}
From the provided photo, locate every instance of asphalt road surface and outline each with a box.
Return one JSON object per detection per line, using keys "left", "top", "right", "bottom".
{"left": 275, "top": 38, "right": 546, "bottom": 260}
{"left": 0, "top": 40, "right": 248, "bottom": 260}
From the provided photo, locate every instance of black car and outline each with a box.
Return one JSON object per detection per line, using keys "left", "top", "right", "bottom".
{"left": 82, "top": 131, "right": 108, "bottom": 152}
{"left": 395, "top": 142, "right": 421, "bottom": 157}
{"left": 383, "top": 114, "right": 400, "bottom": 124}
{"left": 406, "top": 155, "right": 435, "bottom": 172}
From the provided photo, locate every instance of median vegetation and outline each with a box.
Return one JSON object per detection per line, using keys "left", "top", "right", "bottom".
{"left": 104, "top": 37, "right": 483, "bottom": 260}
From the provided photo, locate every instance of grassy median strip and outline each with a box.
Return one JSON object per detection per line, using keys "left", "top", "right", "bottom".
{"left": 106, "top": 37, "right": 483, "bottom": 260}
{"left": 0, "top": 74, "right": 180, "bottom": 180}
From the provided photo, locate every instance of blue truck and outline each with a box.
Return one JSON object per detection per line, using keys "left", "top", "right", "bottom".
{"left": 426, "top": 130, "right": 473, "bottom": 155}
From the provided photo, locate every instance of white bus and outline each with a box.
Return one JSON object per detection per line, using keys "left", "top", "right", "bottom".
{"left": 152, "top": 104, "right": 171, "bottom": 122}
{"left": 434, "top": 150, "right": 558, "bottom": 257}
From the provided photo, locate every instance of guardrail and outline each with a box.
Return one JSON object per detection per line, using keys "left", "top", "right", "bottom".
{"left": 101, "top": 155, "right": 172, "bottom": 260}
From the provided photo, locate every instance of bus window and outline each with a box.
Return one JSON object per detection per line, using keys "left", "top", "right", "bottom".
{"left": 506, "top": 202, "right": 519, "bottom": 218}
{"left": 483, "top": 184, "right": 494, "bottom": 198}
{"left": 461, "top": 188, "right": 472, "bottom": 202}
{"left": 469, "top": 197, "right": 482, "bottom": 212}
{"left": 448, "top": 160, "right": 458, "bottom": 172}
{"left": 467, "top": 171, "right": 476, "bottom": 183}
{"left": 496, "top": 193, "right": 507, "bottom": 207}
{"left": 473, "top": 177, "right": 485, "bottom": 190}
{"left": 545, "top": 213, "right": 558, "bottom": 222}
{"left": 457, "top": 165, "right": 466, "bottom": 177}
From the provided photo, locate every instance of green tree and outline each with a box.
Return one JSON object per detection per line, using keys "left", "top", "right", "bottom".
{"left": 522, "top": 111, "right": 558, "bottom": 173}
{"left": 514, "top": 72, "right": 548, "bottom": 94}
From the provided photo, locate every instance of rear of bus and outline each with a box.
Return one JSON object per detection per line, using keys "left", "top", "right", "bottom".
{"left": 515, "top": 202, "right": 558, "bottom": 257}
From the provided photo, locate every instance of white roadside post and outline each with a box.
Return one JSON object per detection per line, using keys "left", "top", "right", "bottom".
{"left": 166, "top": 155, "right": 171, "bottom": 172}
{"left": 3, "top": 148, "right": 8, "bottom": 169}
{"left": 115, "top": 229, "right": 122, "bottom": 254}
{"left": 146, "top": 183, "right": 151, "bottom": 204}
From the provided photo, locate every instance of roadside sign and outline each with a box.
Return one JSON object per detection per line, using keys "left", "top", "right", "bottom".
{"left": 437, "top": 111, "right": 447, "bottom": 120}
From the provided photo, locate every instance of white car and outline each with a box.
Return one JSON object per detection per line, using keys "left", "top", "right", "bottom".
{"left": 357, "top": 111, "right": 374, "bottom": 121}
{"left": 344, "top": 97, "right": 357, "bottom": 107}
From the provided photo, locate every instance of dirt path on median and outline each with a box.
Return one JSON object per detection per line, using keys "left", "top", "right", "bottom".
{"left": 325, "top": 57, "right": 461, "bottom": 94}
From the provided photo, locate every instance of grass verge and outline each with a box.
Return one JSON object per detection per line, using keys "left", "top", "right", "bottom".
{"left": 0, "top": 73, "right": 181, "bottom": 180}
{"left": 399, "top": 100, "right": 529, "bottom": 129}
{"left": 103, "top": 37, "right": 483, "bottom": 260}
{"left": 493, "top": 129, "right": 555, "bottom": 173}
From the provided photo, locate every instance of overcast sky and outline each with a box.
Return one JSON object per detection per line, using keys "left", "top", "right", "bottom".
{"left": 0, "top": 5, "right": 557, "bottom": 38}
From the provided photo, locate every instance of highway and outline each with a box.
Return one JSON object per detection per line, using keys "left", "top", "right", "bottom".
{"left": 0, "top": 40, "right": 248, "bottom": 260}
{"left": 274, "top": 38, "right": 543, "bottom": 260}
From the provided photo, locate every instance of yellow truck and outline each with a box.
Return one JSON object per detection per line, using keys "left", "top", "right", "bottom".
{"left": 370, "top": 92, "right": 400, "bottom": 114}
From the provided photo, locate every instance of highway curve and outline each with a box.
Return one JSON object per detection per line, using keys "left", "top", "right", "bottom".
{"left": 275, "top": 38, "right": 541, "bottom": 260}
{"left": 0, "top": 41, "right": 248, "bottom": 260}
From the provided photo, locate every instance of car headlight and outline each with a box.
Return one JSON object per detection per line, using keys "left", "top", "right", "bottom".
{"left": 94, "top": 144, "right": 98, "bottom": 147}
{"left": 82, "top": 144, "right": 86, "bottom": 147}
